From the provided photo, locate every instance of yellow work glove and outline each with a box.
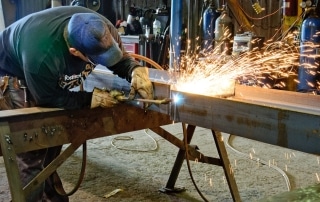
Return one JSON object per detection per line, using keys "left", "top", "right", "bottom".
{"left": 91, "top": 87, "right": 124, "bottom": 108}
{"left": 129, "top": 67, "right": 154, "bottom": 108}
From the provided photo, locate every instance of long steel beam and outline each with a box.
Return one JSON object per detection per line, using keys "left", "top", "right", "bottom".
{"left": 171, "top": 84, "right": 320, "bottom": 154}
{"left": 89, "top": 67, "right": 320, "bottom": 155}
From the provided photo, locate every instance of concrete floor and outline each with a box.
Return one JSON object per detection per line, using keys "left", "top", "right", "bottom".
{"left": 1, "top": 123, "right": 320, "bottom": 201}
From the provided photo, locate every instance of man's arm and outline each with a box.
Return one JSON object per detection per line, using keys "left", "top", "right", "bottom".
{"left": 99, "top": 16, "right": 154, "bottom": 107}
{"left": 25, "top": 68, "right": 93, "bottom": 110}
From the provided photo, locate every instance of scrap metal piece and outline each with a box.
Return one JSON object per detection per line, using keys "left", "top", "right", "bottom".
{"left": 116, "top": 96, "right": 173, "bottom": 105}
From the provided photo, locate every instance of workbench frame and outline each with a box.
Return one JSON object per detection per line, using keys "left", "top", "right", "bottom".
{"left": 0, "top": 105, "right": 241, "bottom": 201}
{"left": 0, "top": 105, "right": 172, "bottom": 201}
{"left": 0, "top": 104, "right": 240, "bottom": 202}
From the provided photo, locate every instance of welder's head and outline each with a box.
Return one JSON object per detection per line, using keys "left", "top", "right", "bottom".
{"left": 67, "top": 13, "right": 123, "bottom": 67}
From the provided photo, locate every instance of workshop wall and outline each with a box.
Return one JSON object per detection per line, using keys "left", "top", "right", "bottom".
{"left": 126, "top": 0, "right": 170, "bottom": 9}
{"left": 1, "top": 0, "right": 287, "bottom": 44}
{"left": 2, "top": 0, "right": 49, "bottom": 26}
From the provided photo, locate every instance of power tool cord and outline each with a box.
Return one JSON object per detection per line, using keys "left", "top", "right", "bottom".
{"left": 225, "top": 134, "right": 291, "bottom": 191}
{"left": 55, "top": 142, "right": 87, "bottom": 196}
{"left": 182, "top": 123, "right": 210, "bottom": 202}
{"left": 111, "top": 129, "right": 159, "bottom": 152}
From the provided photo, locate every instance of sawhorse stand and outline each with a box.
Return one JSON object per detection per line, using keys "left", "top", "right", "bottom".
{"left": 150, "top": 123, "right": 241, "bottom": 202}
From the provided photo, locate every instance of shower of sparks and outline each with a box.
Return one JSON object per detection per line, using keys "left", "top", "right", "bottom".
{"left": 170, "top": 33, "right": 302, "bottom": 96}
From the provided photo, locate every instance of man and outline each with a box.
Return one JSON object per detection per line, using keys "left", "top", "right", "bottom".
{"left": 0, "top": 6, "right": 153, "bottom": 201}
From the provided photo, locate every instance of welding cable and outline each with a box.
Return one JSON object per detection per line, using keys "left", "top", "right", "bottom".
{"left": 129, "top": 53, "right": 164, "bottom": 70}
{"left": 54, "top": 142, "right": 87, "bottom": 196}
{"left": 238, "top": 2, "right": 281, "bottom": 21}
{"left": 268, "top": 10, "right": 305, "bottom": 42}
{"left": 111, "top": 129, "right": 159, "bottom": 152}
{"left": 272, "top": 10, "right": 306, "bottom": 42}
{"left": 225, "top": 134, "right": 291, "bottom": 191}
{"left": 182, "top": 123, "right": 210, "bottom": 202}
{"left": 54, "top": 83, "right": 87, "bottom": 196}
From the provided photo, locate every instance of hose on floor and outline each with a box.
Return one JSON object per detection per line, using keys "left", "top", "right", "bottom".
{"left": 183, "top": 129, "right": 291, "bottom": 201}
{"left": 111, "top": 129, "right": 159, "bottom": 152}
{"left": 225, "top": 134, "right": 291, "bottom": 191}
{"left": 183, "top": 123, "right": 210, "bottom": 202}
{"left": 54, "top": 142, "right": 87, "bottom": 196}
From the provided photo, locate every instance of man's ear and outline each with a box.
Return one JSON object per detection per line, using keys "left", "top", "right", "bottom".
{"left": 69, "top": 47, "right": 81, "bottom": 56}
{"left": 69, "top": 47, "right": 89, "bottom": 62}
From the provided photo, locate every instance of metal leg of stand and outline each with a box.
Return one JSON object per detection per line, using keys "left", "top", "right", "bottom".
{"left": 159, "top": 124, "right": 196, "bottom": 193}
{"left": 0, "top": 122, "right": 26, "bottom": 202}
{"left": 212, "top": 130, "right": 241, "bottom": 202}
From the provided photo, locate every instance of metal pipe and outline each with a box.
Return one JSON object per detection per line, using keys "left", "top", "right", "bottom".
{"left": 0, "top": 0, "right": 5, "bottom": 31}
{"left": 51, "top": 0, "right": 62, "bottom": 7}
{"left": 187, "top": 0, "right": 193, "bottom": 55}
{"left": 116, "top": 96, "right": 172, "bottom": 105}
{"left": 169, "top": 0, "right": 183, "bottom": 71}
{"left": 186, "top": 0, "right": 201, "bottom": 55}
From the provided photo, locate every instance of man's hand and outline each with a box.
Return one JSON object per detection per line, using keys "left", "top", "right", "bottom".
{"left": 129, "top": 67, "right": 154, "bottom": 108}
{"left": 91, "top": 87, "right": 124, "bottom": 108}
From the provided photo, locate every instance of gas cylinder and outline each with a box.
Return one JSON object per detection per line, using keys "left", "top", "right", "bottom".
{"left": 298, "top": 8, "right": 320, "bottom": 93}
{"left": 202, "top": 1, "right": 220, "bottom": 51}
{"left": 214, "top": 6, "right": 233, "bottom": 54}
{"left": 153, "top": 18, "right": 161, "bottom": 36}
{"left": 283, "top": 0, "right": 298, "bottom": 16}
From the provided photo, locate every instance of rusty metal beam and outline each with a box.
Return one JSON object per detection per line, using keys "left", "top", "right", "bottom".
{"left": 0, "top": 105, "right": 172, "bottom": 154}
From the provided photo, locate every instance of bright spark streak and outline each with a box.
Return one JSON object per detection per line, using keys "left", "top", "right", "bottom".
{"left": 170, "top": 33, "right": 303, "bottom": 96}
